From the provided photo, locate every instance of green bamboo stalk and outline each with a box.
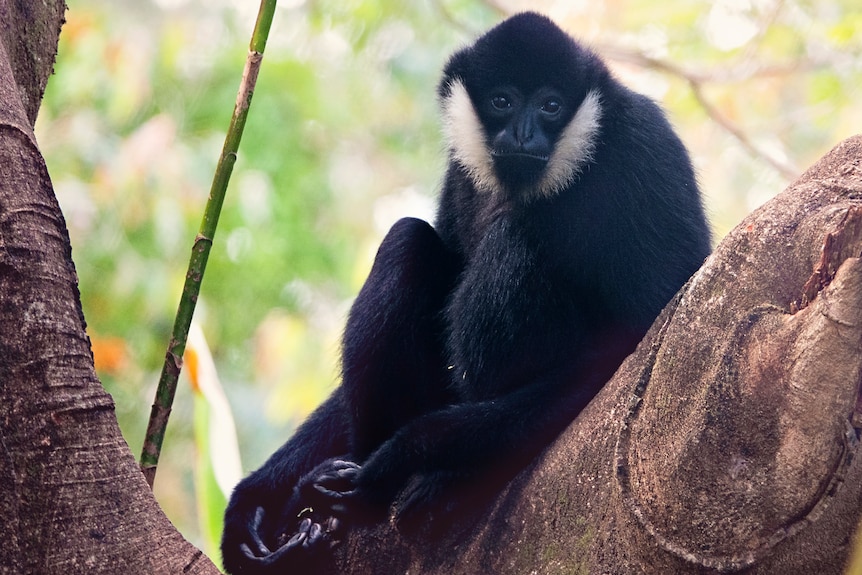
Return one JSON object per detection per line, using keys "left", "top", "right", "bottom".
{"left": 140, "top": 0, "right": 278, "bottom": 489}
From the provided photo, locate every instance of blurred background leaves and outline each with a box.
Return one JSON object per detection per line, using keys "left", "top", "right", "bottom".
{"left": 36, "top": 0, "right": 861, "bottom": 554}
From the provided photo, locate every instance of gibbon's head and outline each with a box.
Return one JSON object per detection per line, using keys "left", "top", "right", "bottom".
{"left": 439, "top": 12, "right": 605, "bottom": 201}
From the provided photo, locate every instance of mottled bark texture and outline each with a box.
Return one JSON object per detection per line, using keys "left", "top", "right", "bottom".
{"left": 0, "top": 2, "right": 219, "bottom": 573}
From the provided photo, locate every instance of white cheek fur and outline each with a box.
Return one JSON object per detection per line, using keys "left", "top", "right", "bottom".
{"left": 537, "top": 90, "right": 602, "bottom": 199}
{"left": 441, "top": 80, "right": 503, "bottom": 195}
{"left": 441, "top": 79, "right": 603, "bottom": 200}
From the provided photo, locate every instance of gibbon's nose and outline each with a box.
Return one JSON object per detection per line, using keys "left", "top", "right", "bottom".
{"left": 493, "top": 121, "right": 550, "bottom": 162}
{"left": 513, "top": 115, "right": 534, "bottom": 147}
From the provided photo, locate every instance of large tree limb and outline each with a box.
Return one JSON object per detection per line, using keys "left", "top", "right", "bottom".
{"left": 0, "top": 1, "right": 220, "bottom": 572}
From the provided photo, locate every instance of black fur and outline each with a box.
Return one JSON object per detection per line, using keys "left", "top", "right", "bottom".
{"left": 221, "top": 12, "right": 711, "bottom": 573}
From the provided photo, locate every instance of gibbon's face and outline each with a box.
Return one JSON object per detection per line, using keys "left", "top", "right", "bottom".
{"left": 439, "top": 13, "right": 604, "bottom": 202}
{"left": 442, "top": 81, "right": 601, "bottom": 201}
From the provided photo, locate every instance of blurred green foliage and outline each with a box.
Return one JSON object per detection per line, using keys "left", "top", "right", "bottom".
{"left": 36, "top": 0, "right": 861, "bottom": 550}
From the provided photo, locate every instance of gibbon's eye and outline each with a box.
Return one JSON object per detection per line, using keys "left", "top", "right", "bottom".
{"left": 491, "top": 95, "right": 512, "bottom": 111}
{"left": 541, "top": 99, "right": 562, "bottom": 116}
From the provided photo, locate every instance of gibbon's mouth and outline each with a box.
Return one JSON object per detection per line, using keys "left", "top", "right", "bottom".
{"left": 491, "top": 150, "right": 550, "bottom": 163}
{"left": 492, "top": 151, "right": 549, "bottom": 186}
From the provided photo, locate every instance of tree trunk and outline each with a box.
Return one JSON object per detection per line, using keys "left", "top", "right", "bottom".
{"left": 0, "top": 2, "right": 220, "bottom": 573}
{"left": 2, "top": 2, "right": 860, "bottom": 574}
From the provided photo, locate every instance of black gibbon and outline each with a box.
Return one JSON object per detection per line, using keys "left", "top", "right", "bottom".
{"left": 222, "top": 12, "right": 711, "bottom": 573}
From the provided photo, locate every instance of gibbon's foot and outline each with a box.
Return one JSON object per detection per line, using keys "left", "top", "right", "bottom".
{"left": 239, "top": 507, "right": 341, "bottom": 570}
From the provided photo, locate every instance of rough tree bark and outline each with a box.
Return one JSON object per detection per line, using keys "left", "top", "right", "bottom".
{"left": 0, "top": 2, "right": 220, "bottom": 574}
{"left": 2, "top": 2, "right": 860, "bottom": 575}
